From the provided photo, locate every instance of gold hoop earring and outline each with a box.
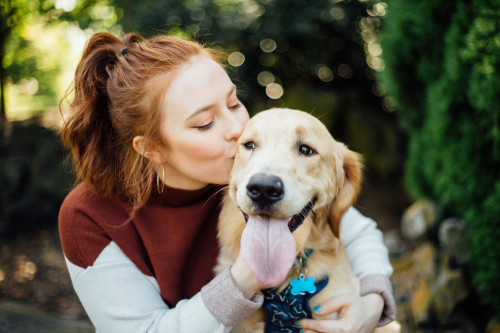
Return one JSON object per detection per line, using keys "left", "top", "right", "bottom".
{"left": 157, "top": 167, "right": 165, "bottom": 194}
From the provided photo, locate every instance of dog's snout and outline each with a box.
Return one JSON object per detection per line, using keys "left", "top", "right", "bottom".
{"left": 246, "top": 174, "right": 284, "bottom": 206}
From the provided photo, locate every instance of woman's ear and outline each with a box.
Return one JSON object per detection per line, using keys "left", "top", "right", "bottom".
{"left": 329, "top": 148, "right": 363, "bottom": 238}
{"left": 132, "top": 135, "right": 165, "bottom": 165}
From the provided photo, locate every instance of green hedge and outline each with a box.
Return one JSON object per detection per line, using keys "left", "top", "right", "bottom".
{"left": 380, "top": 0, "right": 500, "bottom": 314}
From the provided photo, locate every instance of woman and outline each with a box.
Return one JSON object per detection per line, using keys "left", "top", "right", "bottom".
{"left": 59, "top": 32, "right": 395, "bottom": 332}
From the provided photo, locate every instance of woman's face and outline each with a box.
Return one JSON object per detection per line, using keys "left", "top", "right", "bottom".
{"left": 156, "top": 55, "right": 250, "bottom": 190}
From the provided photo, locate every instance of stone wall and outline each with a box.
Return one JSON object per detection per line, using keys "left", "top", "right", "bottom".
{"left": 386, "top": 199, "right": 500, "bottom": 332}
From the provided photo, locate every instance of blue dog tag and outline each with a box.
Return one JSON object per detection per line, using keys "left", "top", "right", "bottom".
{"left": 290, "top": 273, "right": 316, "bottom": 295}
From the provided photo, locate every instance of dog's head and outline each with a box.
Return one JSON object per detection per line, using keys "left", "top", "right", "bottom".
{"left": 229, "top": 108, "right": 362, "bottom": 238}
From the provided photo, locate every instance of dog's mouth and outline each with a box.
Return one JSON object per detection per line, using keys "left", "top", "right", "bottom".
{"left": 288, "top": 199, "right": 315, "bottom": 232}
{"left": 241, "top": 199, "right": 316, "bottom": 233}
{"left": 239, "top": 199, "right": 316, "bottom": 286}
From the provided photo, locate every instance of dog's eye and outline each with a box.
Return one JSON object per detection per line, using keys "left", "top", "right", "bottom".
{"left": 243, "top": 141, "right": 256, "bottom": 150}
{"left": 299, "top": 145, "right": 316, "bottom": 156}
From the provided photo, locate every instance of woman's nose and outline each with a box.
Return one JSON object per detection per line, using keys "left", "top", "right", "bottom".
{"left": 224, "top": 113, "right": 245, "bottom": 141}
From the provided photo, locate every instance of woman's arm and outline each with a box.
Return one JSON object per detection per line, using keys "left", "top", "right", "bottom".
{"left": 340, "top": 207, "right": 393, "bottom": 278}
{"left": 65, "top": 241, "right": 262, "bottom": 333}
{"left": 296, "top": 207, "right": 397, "bottom": 332}
{"left": 341, "top": 207, "right": 396, "bottom": 326}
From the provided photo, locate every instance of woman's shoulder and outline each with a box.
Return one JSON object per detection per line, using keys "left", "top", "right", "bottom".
{"left": 61, "top": 182, "right": 105, "bottom": 210}
{"left": 59, "top": 183, "right": 129, "bottom": 268}
{"left": 60, "top": 182, "right": 128, "bottom": 219}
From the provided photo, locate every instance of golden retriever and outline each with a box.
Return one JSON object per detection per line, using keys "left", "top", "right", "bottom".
{"left": 215, "top": 108, "right": 365, "bottom": 332}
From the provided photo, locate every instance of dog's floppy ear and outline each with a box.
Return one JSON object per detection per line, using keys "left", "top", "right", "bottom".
{"left": 329, "top": 148, "right": 363, "bottom": 238}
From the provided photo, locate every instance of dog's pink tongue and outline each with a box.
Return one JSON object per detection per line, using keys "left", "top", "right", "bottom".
{"left": 240, "top": 216, "right": 296, "bottom": 286}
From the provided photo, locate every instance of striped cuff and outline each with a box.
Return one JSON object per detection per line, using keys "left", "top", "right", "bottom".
{"left": 360, "top": 274, "right": 397, "bottom": 326}
{"left": 201, "top": 266, "right": 263, "bottom": 327}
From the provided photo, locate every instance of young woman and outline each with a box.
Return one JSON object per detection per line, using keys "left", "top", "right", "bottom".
{"left": 59, "top": 32, "right": 396, "bottom": 333}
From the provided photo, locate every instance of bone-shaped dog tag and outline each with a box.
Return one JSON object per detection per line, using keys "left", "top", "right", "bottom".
{"left": 290, "top": 273, "right": 316, "bottom": 295}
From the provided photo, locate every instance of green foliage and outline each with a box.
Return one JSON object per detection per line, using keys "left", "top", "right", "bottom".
{"left": 1, "top": 0, "right": 405, "bottom": 182}
{"left": 0, "top": 0, "right": 118, "bottom": 118}
{"left": 380, "top": 0, "right": 500, "bottom": 314}
{"left": 114, "top": 0, "right": 379, "bottom": 112}
{"left": 109, "top": 0, "right": 405, "bottom": 181}
{"left": 466, "top": 182, "right": 500, "bottom": 312}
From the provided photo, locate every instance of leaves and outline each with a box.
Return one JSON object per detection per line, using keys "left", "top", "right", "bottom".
{"left": 380, "top": 0, "right": 500, "bottom": 315}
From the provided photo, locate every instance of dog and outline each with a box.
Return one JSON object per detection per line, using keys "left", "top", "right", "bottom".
{"left": 215, "top": 108, "right": 364, "bottom": 332}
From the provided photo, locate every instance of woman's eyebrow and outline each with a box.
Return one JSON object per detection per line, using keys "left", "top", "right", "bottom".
{"left": 186, "top": 85, "right": 237, "bottom": 121}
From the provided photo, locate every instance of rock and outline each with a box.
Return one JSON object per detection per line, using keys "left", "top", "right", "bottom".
{"left": 431, "top": 267, "right": 468, "bottom": 325}
{"left": 0, "top": 301, "right": 93, "bottom": 333}
{"left": 409, "top": 243, "right": 437, "bottom": 324}
{"left": 391, "top": 200, "right": 494, "bottom": 332}
{"left": 383, "top": 228, "right": 409, "bottom": 257}
{"left": 411, "top": 242, "right": 436, "bottom": 279}
{"left": 401, "top": 199, "right": 437, "bottom": 241}
{"left": 438, "top": 218, "right": 468, "bottom": 266}
{"left": 410, "top": 276, "right": 433, "bottom": 324}
{"left": 487, "top": 317, "right": 500, "bottom": 332}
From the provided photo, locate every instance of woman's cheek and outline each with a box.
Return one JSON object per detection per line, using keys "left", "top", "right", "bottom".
{"left": 196, "top": 143, "right": 225, "bottom": 161}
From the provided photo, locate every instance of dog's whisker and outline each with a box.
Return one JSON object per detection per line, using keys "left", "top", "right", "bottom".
{"left": 202, "top": 185, "right": 230, "bottom": 209}
{"left": 217, "top": 193, "right": 233, "bottom": 210}
{"left": 215, "top": 185, "right": 230, "bottom": 195}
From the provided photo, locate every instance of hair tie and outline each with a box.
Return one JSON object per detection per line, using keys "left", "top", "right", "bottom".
{"left": 120, "top": 48, "right": 128, "bottom": 56}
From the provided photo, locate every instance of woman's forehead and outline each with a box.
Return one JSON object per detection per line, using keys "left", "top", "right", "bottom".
{"left": 161, "top": 57, "right": 234, "bottom": 118}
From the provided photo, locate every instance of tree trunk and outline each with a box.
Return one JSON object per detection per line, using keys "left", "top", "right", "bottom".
{"left": 0, "top": 54, "right": 5, "bottom": 124}
{"left": 0, "top": 53, "right": 6, "bottom": 139}
{"left": 0, "top": 12, "right": 10, "bottom": 129}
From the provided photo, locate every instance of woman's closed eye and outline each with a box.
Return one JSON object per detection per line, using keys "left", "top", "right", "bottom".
{"left": 193, "top": 120, "right": 214, "bottom": 131}
{"left": 192, "top": 101, "right": 241, "bottom": 131}
{"left": 229, "top": 102, "right": 241, "bottom": 110}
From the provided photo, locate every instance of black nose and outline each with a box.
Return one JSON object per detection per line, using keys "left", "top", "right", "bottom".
{"left": 246, "top": 173, "right": 284, "bottom": 206}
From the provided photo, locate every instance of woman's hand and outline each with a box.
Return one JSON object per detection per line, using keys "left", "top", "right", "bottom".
{"left": 296, "top": 293, "right": 384, "bottom": 333}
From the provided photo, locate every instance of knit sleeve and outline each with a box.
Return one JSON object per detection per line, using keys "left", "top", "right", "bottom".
{"left": 360, "top": 275, "right": 397, "bottom": 326}
{"left": 201, "top": 266, "right": 263, "bottom": 326}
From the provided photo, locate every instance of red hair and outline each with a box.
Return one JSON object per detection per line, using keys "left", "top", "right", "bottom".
{"left": 61, "top": 32, "right": 220, "bottom": 212}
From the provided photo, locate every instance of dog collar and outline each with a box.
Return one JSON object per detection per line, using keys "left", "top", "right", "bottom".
{"left": 240, "top": 199, "right": 315, "bottom": 233}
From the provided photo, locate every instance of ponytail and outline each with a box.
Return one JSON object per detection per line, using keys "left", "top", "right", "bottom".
{"left": 61, "top": 33, "right": 140, "bottom": 199}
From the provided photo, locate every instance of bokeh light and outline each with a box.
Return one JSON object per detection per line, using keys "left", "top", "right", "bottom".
{"left": 55, "top": 0, "right": 77, "bottom": 12}
{"left": 382, "top": 96, "right": 397, "bottom": 113}
{"left": 260, "top": 38, "right": 277, "bottom": 53}
{"left": 14, "top": 256, "right": 37, "bottom": 282}
{"left": 317, "top": 66, "right": 334, "bottom": 82}
{"left": 257, "top": 71, "right": 275, "bottom": 86}
{"left": 359, "top": 15, "right": 384, "bottom": 72}
{"left": 337, "top": 64, "right": 353, "bottom": 79}
{"left": 228, "top": 51, "right": 245, "bottom": 67}
{"left": 265, "top": 83, "right": 284, "bottom": 99}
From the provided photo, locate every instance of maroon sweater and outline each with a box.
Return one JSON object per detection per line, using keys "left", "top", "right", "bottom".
{"left": 59, "top": 182, "right": 223, "bottom": 307}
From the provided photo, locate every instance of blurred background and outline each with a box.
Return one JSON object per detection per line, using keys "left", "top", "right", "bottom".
{"left": 0, "top": 0, "right": 499, "bottom": 332}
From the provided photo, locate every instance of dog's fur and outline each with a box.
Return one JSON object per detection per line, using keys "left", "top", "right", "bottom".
{"left": 215, "top": 108, "right": 363, "bottom": 332}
